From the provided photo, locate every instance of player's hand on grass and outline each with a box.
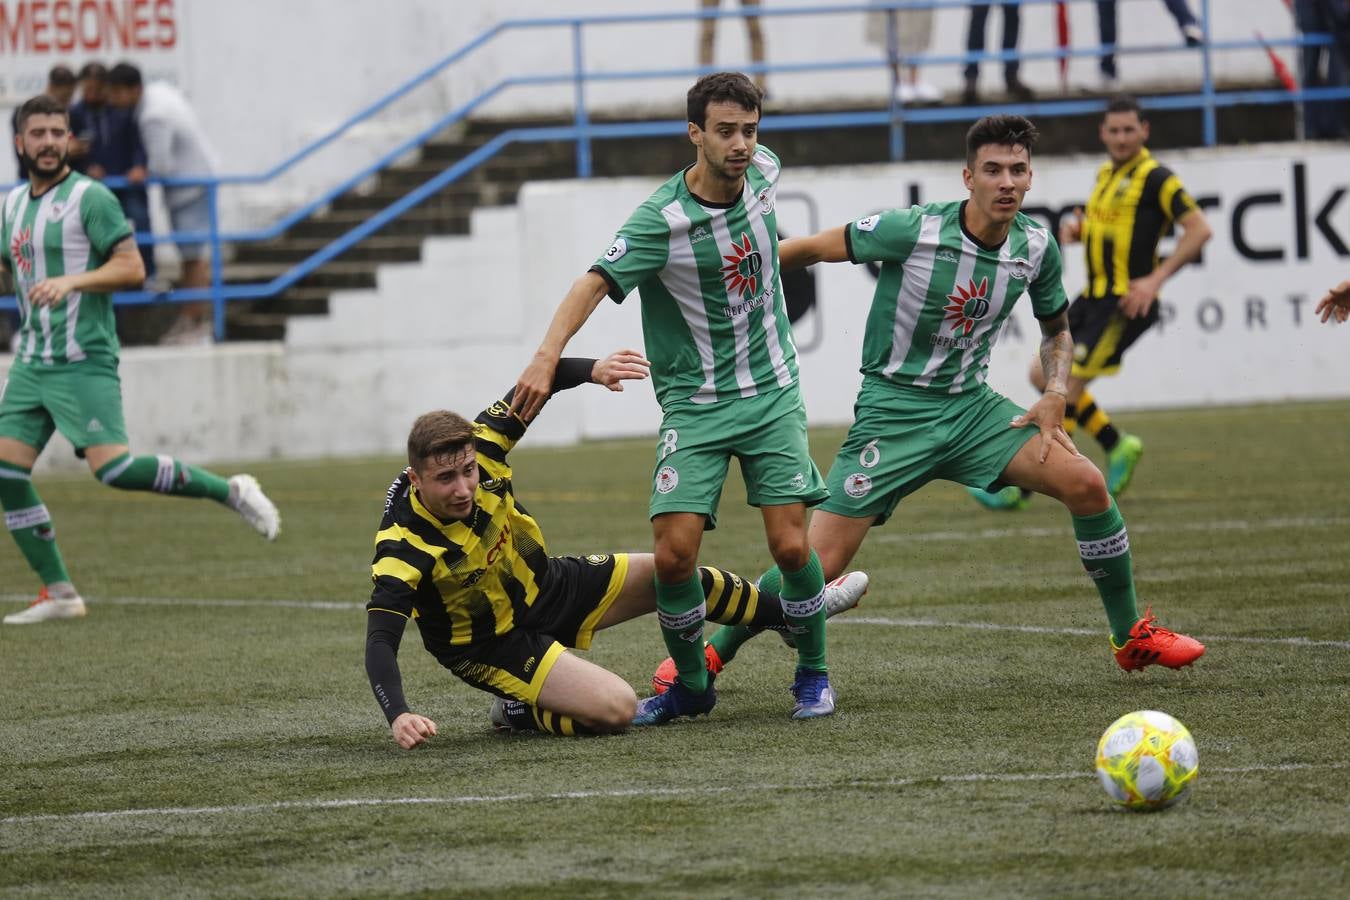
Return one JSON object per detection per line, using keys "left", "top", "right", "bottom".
{"left": 512, "top": 354, "right": 558, "bottom": 422}
{"left": 592, "top": 349, "right": 650, "bottom": 392}
{"left": 391, "top": 712, "right": 438, "bottom": 750}
{"left": 1012, "top": 392, "right": 1081, "bottom": 463}
{"left": 1315, "top": 280, "right": 1350, "bottom": 324}
{"left": 28, "top": 275, "right": 77, "bottom": 307}
{"left": 1058, "top": 207, "right": 1083, "bottom": 245}
{"left": 1120, "top": 272, "right": 1163, "bottom": 319}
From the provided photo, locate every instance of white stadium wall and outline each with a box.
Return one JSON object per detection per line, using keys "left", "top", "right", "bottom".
{"left": 0, "top": 1, "right": 1306, "bottom": 229}
{"left": 4, "top": 142, "right": 1346, "bottom": 473}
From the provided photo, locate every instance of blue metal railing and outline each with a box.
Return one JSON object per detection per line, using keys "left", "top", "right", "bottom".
{"left": 3, "top": 0, "right": 1346, "bottom": 340}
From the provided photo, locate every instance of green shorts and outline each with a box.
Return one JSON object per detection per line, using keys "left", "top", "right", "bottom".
{"left": 820, "top": 377, "right": 1035, "bottom": 525}
{"left": 650, "top": 385, "right": 828, "bottom": 529}
{"left": 441, "top": 554, "right": 629, "bottom": 706}
{"left": 0, "top": 358, "right": 129, "bottom": 455}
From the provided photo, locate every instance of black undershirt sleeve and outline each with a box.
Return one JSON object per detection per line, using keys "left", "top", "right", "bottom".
{"left": 499, "top": 357, "right": 598, "bottom": 408}
{"left": 365, "top": 610, "right": 412, "bottom": 725}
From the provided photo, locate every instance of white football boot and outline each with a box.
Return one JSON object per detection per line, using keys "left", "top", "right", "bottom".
{"left": 228, "top": 475, "right": 281, "bottom": 541}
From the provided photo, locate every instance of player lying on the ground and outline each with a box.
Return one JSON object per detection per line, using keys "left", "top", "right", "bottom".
{"left": 653, "top": 114, "right": 1203, "bottom": 694}
{"left": 364, "top": 349, "right": 868, "bottom": 747}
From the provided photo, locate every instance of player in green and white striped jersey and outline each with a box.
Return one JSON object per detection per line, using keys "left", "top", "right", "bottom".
{"left": 515, "top": 73, "right": 861, "bottom": 724}
{"left": 695, "top": 115, "right": 1204, "bottom": 676}
{"left": 1, "top": 95, "right": 280, "bottom": 626}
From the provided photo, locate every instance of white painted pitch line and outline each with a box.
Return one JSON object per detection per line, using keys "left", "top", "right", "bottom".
{"left": 870, "top": 514, "right": 1350, "bottom": 546}
{"left": 1, "top": 599, "right": 1343, "bottom": 651}
{"left": 2, "top": 762, "right": 1341, "bottom": 828}
{"left": 832, "top": 616, "right": 1350, "bottom": 650}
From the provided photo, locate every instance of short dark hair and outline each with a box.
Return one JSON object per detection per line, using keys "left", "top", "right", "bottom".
{"left": 965, "top": 114, "right": 1039, "bottom": 168}
{"left": 48, "top": 65, "right": 76, "bottom": 88}
{"left": 16, "top": 94, "right": 69, "bottom": 131}
{"left": 1104, "top": 93, "right": 1144, "bottom": 120}
{"left": 105, "top": 62, "right": 143, "bottom": 88}
{"left": 407, "top": 410, "right": 475, "bottom": 472}
{"left": 78, "top": 62, "right": 108, "bottom": 82}
{"left": 687, "top": 72, "right": 761, "bottom": 128}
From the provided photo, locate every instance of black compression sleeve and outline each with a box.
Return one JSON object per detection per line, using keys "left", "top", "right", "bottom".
{"left": 500, "top": 357, "right": 598, "bottom": 408}
{"left": 365, "top": 610, "right": 411, "bottom": 725}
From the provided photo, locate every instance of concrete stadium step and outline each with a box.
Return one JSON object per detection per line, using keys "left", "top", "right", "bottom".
{"left": 223, "top": 260, "right": 378, "bottom": 291}
{"left": 286, "top": 207, "right": 471, "bottom": 240}
{"left": 232, "top": 235, "right": 424, "bottom": 266}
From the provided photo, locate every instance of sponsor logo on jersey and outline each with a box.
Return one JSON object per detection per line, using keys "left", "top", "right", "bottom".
{"left": 9, "top": 226, "right": 33, "bottom": 277}
{"left": 1008, "top": 257, "right": 1032, "bottom": 280}
{"left": 722, "top": 283, "right": 774, "bottom": 319}
{"left": 856, "top": 215, "right": 880, "bottom": 232}
{"left": 656, "top": 465, "right": 679, "bottom": 494}
{"left": 943, "top": 276, "right": 991, "bottom": 336}
{"left": 85, "top": 417, "right": 103, "bottom": 433}
{"left": 936, "top": 247, "right": 960, "bottom": 264}
{"left": 757, "top": 186, "right": 774, "bottom": 214}
{"left": 789, "top": 472, "right": 806, "bottom": 491}
{"left": 844, "top": 473, "right": 873, "bottom": 498}
{"left": 690, "top": 224, "right": 713, "bottom": 244}
{"left": 720, "top": 232, "right": 762, "bottom": 299}
{"left": 604, "top": 237, "right": 628, "bottom": 262}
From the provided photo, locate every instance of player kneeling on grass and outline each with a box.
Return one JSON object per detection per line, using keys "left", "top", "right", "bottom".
{"left": 658, "top": 115, "right": 1203, "bottom": 685}
{"left": 364, "top": 350, "right": 868, "bottom": 746}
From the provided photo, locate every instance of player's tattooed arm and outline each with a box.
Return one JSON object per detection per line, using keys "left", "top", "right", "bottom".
{"left": 1038, "top": 311, "right": 1073, "bottom": 397}
{"left": 1009, "top": 310, "right": 1079, "bottom": 462}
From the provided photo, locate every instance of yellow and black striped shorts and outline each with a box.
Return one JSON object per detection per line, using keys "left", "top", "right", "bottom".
{"left": 442, "top": 553, "right": 629, "bottom": 705}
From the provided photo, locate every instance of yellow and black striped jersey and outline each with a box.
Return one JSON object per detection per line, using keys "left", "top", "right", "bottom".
{"left": 1082, "top": 148, "right": 1198, "bottom": 299}
{"left": 367, "top": 398, "right": 551, "bottom": 658}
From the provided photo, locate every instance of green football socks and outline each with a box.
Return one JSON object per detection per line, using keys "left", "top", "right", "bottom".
{"left": 0, "top": 461, "right": 71, "bottom": 586}
{"left": 1072, "top": 499, "right": 1139, "bottom": 645}
{"left": 95, "top": 453, "right": 230, "bottom": 502}
{"left": 780, "top": 550, "right": 827, "bottom": 672}
{"left": 656, "top": 572, "right": 710, "bottom": 692}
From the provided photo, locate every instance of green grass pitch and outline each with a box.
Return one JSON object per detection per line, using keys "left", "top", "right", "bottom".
{"left": 2, "top": 400, "right": 1348, "bottom": 897}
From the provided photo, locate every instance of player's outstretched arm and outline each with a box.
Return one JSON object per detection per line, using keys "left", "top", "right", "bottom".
{"left": 366, "top": 608, "right": 434, "bottom": 749}
{"left": 514, "top": 271, "right": 610, "bottom": 421}
{"left": 28, "top": 236, "right": 145, "bottom": 308}
{"left": 1012, "top": 311, "right": 1080, "bottom": 463}
{"left": 590, "top": 349, "right": 651, "bottom": 392}
{"left": 1315, "top": 280, "right": 1350, "bottom": 324}
{"left": 779, "top": 225, "right": 849, "bottom": 271}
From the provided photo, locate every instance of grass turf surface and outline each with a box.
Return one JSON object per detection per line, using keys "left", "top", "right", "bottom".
{"left": 2, "top": 400, "right": 1348, "bottom": 898}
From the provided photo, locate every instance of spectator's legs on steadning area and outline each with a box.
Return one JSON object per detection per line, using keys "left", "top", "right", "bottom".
{"left": 1097, "top": 0, "right": 1119, "bottom": 80}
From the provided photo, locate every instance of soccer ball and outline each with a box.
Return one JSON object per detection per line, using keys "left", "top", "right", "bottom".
{"left": 1095, "top": 710, "right": 1198, "bottom": 811}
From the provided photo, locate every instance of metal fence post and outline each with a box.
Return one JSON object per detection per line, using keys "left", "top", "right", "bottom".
{"left": 208, "top": 181, "right": 226, "bottom": 342}
{"left": 1201, "top": 0, "right": 1216, "bottom": 146}
{"left": 573, "top": 22, "right": 592, "bottom": 178}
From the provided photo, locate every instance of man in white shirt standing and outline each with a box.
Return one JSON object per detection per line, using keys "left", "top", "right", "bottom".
{"left": 105, "top": 62, "right": 218, "bottom": 345}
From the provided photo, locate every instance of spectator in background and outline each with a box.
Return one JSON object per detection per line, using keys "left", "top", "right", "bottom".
{"left": 105, "top": 63, "right": 217, "bottom": 346}
{"left": 1293, "top": 0, "right": 1349, "bottom": 139}
{"left": 76, "top": 63, "right": 158, "bottom": 285}
{"left": 699, "top": 0, "right": 768, "bottom": 94}
{"left": 866, "top": 0, "right": 939, "bottom": 104}
{"left": 964, "top": 1, "right": 1034, "bottom": 104}
{"left": 11, "top": 66, "right": 80, "bottom": 178}
{"left": 1095, "top": 2, "right": 1205, "bottom": 92}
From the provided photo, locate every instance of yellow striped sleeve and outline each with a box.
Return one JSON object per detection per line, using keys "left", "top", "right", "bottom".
{"left": 372, "top": 554, "right": 423, "bottom": 588}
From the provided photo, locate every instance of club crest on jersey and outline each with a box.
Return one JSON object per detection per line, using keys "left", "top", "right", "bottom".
{"left": 1008, "top": 257, "right": 1032, "bottom": 280}
{"left": 604, "top": 237, "right": 628, "bottom": 262}
{"left": 9, "top": 226, "right": 33, "bottom": 277}
{"left": 720, "top": 232, "right": 762, "bottom": 298}
{"left": 656, "top": 465, "right": 679, "bottom": 494}
{"left": 943, "top": 277, "right": 991, "bottom": 336}
{"left": 844, "top": 473, "right": 873, "bottom": 498}
{"left": 757, "top": 186, "right": 774, "bottom": 213}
